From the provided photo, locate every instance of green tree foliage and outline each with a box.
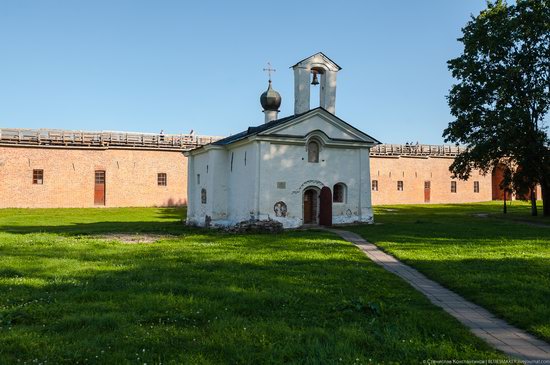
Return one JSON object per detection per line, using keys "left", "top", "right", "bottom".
{"left": 444, "top": 0, "right": 550, "bottom": 216}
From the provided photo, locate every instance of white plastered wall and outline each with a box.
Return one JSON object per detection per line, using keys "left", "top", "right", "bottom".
{"left": 226, "top": 143, "right": 258, "bottom": 223}
{"left": 257, "top": 141, "right": 373, "bottom": 228}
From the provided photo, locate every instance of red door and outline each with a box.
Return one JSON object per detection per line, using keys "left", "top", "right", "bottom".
{"left": 94, "top": 170, "right": 105, "bottom": 206}
{"left": 319, "top": 186, "right": 332, "bottom": 226}
{"left": 424, "top": 181, "right": 431, "bottom": 203}
{"left": 303, "top": 189, "right": 317, "bottom": 224}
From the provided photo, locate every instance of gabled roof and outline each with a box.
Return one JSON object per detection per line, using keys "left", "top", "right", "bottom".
{"left": 209, "top": 107, "right": 380, "bottom": 148}
{"left": 291, "top": 52, "right": 342, "bottom": 71}
{"left": 212, "top": 112, "right": 308, "bottom": 146}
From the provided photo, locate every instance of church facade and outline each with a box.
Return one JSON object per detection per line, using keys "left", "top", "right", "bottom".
{"left": 185, "top": 53, "right": 379, "bottom": 228}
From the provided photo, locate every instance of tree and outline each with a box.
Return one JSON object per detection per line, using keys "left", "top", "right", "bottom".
{"left": 444, "top": 0, "right": 550, "bottom": 216}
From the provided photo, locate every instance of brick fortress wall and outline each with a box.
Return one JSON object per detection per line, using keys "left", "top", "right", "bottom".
{"left": 369, "top": 144, "right": 541, "bottom": 205}
{"left": 0, "top": 129, "right": 221, "bottom": 208}
{"left": 0, "top": 130, "right": 541, "bottom": 208}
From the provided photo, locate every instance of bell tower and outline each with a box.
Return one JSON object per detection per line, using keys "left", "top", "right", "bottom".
{"left": 291, "top": 52, "right": 341, "bottom": 115}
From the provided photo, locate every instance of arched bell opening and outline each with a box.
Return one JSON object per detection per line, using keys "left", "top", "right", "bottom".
{"left": 309, "top": 66, "right": 326, "bottom": 110}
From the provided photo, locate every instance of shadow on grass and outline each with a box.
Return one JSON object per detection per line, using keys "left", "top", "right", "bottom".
{"left": 0, "top": 221, "right": 194, "bottom": 235}
{"left": 154, "top": 207, "right": 187, "bottom": 220}
{"left": 0, "top": 244, "right": 503, "bottom": 364}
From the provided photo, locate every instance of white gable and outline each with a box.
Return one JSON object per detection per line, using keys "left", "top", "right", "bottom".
{"left": 260, "top": 109, "right": 377, "bottom": 144}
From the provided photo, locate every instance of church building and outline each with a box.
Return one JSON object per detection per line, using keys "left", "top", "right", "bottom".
{"left": 185, "top": 53, "right": 380, "bottom": 228}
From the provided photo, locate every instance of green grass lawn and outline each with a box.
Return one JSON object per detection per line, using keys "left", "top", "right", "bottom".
{"left": 0, "top": 207, "right": 505, "bottom": 364}
{"left": 348, "top": 201, "right": 550, "bottom": 344}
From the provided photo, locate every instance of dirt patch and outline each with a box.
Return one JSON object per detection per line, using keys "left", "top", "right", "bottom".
{"left": 473, "top": 213, "right": 490, "bottom": 218}
{"left": 95, "top": 233, "right": 174, "bottom": 244}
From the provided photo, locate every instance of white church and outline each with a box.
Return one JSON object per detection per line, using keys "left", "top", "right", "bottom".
{"left": 185, "top": 53, "right": 380, "bottom": 228}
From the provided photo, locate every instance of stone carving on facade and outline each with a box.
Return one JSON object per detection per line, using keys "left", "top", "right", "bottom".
{"left": 273, "top": 201, "right": 288, "bottom": 217}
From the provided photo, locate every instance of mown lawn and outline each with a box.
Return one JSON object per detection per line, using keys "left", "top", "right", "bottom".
{"left": 0, "top": 207, "right": 504, "bottom": 364}
{"left": 348, "top": 201, "right": 550, "bottom": 344}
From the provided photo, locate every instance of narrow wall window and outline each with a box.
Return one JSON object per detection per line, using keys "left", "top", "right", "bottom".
{"left": 201, "top": 188, "right": 207, "bottom": 204}
{"left": 307, "top": 141, "right": 319, "bottom": 163}
{"left": 397, "top": 181, "right": 404, "bottom": 191}
{"left": 197, "top": 174, "right": 200, "bottom": 185}
{"left": 333, "top": 183, "right": 347, "bottom": 203}
{"left": 451, "top": 181, "right": 457, "bottom": 193}
{"left": 474, "top": 181, "right": 480, "bottom": 193}
{"left": 372, "top": 180, "right": 378, "bottom": 191}
{"left": 158, "top": 173, "right": 167, "bottom": 186}
{"left": 33, "top": 169, "right": 43, "bottom": 185}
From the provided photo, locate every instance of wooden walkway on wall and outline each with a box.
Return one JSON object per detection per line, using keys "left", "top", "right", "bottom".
{"left": 1, "top": 128, "right": 468, "bottom": 156}
{"left": 370, "top": 143, "right": 465, "bottom": 157}
{"left": 0, "top": 128, "right": 223, "bottom": 150}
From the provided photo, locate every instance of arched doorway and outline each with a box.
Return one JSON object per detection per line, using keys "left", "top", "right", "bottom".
{"left": 303, "top": 186, "right": 333, "bottom": 226}
{"left": 303, "top": 188, "right": 319, "bottom": 224}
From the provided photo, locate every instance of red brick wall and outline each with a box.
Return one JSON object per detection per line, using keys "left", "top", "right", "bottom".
{"left": 0, "top": 146, "right": 187, "bottom": 208}
{"left": 0, "top": 144, "right": 541, "bottom": 209}
{"left": 370, "top": 156, "right": 493, "bottom": 205}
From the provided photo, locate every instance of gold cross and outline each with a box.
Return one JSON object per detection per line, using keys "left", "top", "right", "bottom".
{"left": 263, "top": 62, "right": 276, "bottom": 81}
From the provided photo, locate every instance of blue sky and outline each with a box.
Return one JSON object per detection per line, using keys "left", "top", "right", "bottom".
{"left": 0, "top": 1, "right": 487, "bottom": 144}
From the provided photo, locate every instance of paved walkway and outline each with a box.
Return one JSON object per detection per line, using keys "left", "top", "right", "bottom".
{"left": 327, "top": 228, "right": 550, "bottom": 361}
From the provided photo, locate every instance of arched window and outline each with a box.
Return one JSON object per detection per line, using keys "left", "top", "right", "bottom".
{"left": 201, "top": 188, "right": 207, "bottom": 204}
{"left": 333, "top": 183, "right": 347, "bottom": 203}
{"left": 307, "top": 141, "right": 319, "bottom": 163}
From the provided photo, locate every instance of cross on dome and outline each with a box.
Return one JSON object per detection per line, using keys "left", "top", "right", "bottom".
{"left": 263, "top": 62, "right": 276, "bottom": 82}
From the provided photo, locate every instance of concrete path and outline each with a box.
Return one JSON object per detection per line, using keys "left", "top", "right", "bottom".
{"left": 327, "top": 228, "right": 550, "bottom": 361}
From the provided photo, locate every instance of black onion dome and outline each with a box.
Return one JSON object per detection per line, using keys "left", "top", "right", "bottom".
{"left": 260, "top": 81, "right": 281, "bottom": 111}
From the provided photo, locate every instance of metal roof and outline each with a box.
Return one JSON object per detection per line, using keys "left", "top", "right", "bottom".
{"left": 210, "top": 107, "right": 380, "bottom": 147}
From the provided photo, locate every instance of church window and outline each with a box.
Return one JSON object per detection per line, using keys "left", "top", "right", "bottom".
{"left": 333, "top": 183, "right": 347, "bottom": 203}
{"left": 372, "top": 180, "right": 378, "bottom": 191}
{"left": 33, "top": 169, "right": 43, "bottom": 185}
{"left": 451, "top": 181, "right": 457, "bottom": 193}
{"left": 197, "top": 174, "right": 200, "bottom": 185}
{"left": 397, "top": 181, "right": 404, "bottom": 191}
{"left": 244, "top": 151, "right": 247, "bottom": 166}
{"left": 157, "top": 173, "right": 167, "bottom": 186}
{"left": 201, "top": 188, "right": 207, "bottom": 204}
{"left": 307, "top": 141, "right": 319, "bottom": 163}
{"left": 474, "top": 181, "right": 480, "bottom": 193}
{"left": 230, "top": 152, "right": 234, "bottom": 171}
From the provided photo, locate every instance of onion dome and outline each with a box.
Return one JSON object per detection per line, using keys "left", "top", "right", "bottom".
{"left": 260, "top": 80, "right": 282, "bottom": 111}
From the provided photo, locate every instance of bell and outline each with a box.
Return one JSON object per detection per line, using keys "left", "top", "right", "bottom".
{"left": 311, "top": 70, "right": 319, "bottom": 86}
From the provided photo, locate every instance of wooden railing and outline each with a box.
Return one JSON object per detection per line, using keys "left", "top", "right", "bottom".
{"left": 371, "top": 144, "right": 465, "bottom": 157}
{"left": 0, "top": 128, "right": 223, "bottom": 150}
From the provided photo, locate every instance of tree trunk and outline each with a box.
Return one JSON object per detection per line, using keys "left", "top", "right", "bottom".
{"left": 530, "top": 188, "right": 538, "bottom": 216}
{"left": 542, "top": 182, "right": 550, "bottom": 217}
{"left": 503, "top": 191, "right": 507, "bottom": 214}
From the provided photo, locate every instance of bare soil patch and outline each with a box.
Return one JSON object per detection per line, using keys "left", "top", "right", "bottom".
{"left": 95, "top": 233, "right": 175, "bottom": 244}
